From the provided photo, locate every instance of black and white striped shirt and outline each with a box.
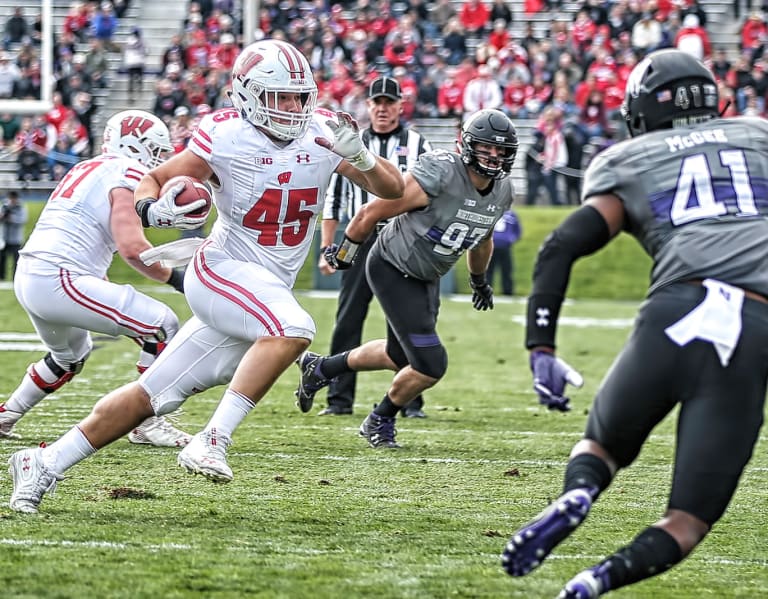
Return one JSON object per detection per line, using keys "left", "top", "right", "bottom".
{"left": 323, "top": 125, "right": 432, "bottom": 222}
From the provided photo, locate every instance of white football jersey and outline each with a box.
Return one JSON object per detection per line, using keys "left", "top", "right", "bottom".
{"left": 20, "top": 154, "right": 147, "bottom": 278}
{"left": 188, "top": 107, "right": 343, "bottom": 287}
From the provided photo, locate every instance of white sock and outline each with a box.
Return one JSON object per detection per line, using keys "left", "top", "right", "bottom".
{"left": 204, "top": 389, "right": 255, "bottom": 439}
{"left": 5, "top": 359, "right": 59, "bottom": 413}
{"left": 41, "top": 426, "right": 96, "bottom": 473}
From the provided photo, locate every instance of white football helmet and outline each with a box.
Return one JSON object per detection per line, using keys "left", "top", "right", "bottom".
{"left": 101, "top": 110, "right": 173, "bottom": 168}
{"left": 230, "top": 39, "right": 318, "bottom": 141}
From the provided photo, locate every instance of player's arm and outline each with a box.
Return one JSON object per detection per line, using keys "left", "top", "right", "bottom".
{"left": 526, "top": 194, "right": 623, "bottom": 351}
{"left": 134, "top": 149, "right": 214, "bottom": 229}
{"left": 109, "top": 186, "right": 178, "bottom": 287}
{"left": 526, "top": 194, "right": 623, "bottom": 410}
{"left": 325, "top": 173, "right": 428, "bottom": 270}
{"left": 336, "top": 157, "right": 403, "bottom": 200}
{"left": 347, "top": 173, "right": 428, "bottom": 241}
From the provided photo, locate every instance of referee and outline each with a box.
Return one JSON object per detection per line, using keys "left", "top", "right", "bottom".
{"left": 317, "top": 76, "right": 432, "bottom": 416}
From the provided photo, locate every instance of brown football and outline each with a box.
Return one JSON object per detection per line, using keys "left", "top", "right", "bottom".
{"left": 160, "top": 175, "right": 212, "bottom": 218}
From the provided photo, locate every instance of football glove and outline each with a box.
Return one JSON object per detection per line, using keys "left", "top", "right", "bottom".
{"left": 469, "top": 273, "right": 494, "bottom": 311}
{"left": 136, "top": 182, "right": 208, "bottom": 230}
{"left": 316, "top": 111, "right": 376, "bottom": 171}
{"left": 530, "top": 350, "right": 584, "bottom": 412}
{"left": 324, "top": 235, "right": 361, "bottom": 270}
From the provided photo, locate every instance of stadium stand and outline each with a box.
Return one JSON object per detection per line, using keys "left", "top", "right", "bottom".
{"left": 0, "top": 0, "right": 749, "bottom": 200}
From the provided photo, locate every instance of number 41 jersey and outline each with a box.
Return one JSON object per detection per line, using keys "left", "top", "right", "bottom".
{"left": 582, "top": 116, "right": 768, "bottom": 297}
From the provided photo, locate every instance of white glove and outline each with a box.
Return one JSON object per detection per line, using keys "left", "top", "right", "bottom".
{"left": 142, "top": 182, "right": 208, "bottom": 230}
{"left": 315, "top": 111, "right": 377, "bottom": 171}
{"left": 139, "top": 238, "right": 205, "bottom": 267}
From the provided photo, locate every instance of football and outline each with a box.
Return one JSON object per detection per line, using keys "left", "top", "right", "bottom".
{"left": 161, "top": 175, "right": 212, "bottom": 218}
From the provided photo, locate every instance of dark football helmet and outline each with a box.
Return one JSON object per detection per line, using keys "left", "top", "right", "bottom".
{"left": 621, "top": 49, "right": 719, "bottom": 137}
{"left": 459, "top": 109, "right": 518, "bottom": 180}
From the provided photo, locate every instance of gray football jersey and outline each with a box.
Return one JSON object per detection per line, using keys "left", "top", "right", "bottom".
{"left": 582, "top": 116, "right": 768, "bottom": 296}
{"left": 377, "top": 149, "right": 515, "bottom": 280}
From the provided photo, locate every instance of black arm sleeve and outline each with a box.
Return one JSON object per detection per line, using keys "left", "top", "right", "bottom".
{"left": 525, "top": 205, "right": 612, "bottom": 349}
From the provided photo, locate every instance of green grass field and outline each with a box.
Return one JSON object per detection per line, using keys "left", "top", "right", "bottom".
{"left": 0, "top": 285, "right": 765, "bottom": 598}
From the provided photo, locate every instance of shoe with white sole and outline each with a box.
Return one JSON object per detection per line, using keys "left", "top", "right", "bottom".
{"left": 8, "top": 447, "right": 63, "bottom": 513}
{"left": 128, "top": 415, "right": 191, "bottom": 448}
{"left": 0, "top": 403, "right": 22, "bottom": 439}
{"left": 177, "top": 428, "right": 233, "bottom": 483}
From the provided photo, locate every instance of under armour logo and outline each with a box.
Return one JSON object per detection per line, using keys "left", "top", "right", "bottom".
{"left": 536, "top": 307, "right": 550, "bottom": 327}
{"left": 487, "top": 205, "right": 497, "bottom": 212}
{"left": 157, "top": 219, "right": 173, "bottom": 227}
{"left": 296, "top": 153, "right": 310, "bottom": 163}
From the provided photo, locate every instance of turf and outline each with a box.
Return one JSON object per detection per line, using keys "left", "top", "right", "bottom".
{"left": 0, "top": 286, "right": 765, "bottom": 598}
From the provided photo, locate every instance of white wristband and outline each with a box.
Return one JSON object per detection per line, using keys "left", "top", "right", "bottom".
{"left": 348, "top": 148, "right": 377, "bottom": 172}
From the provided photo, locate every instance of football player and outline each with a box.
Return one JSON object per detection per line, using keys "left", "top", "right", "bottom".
{"left": 6, "top": 38, "right": 403, "bottom": 512}
{"left": 2, "top": 109, "right": 191, "bottom": 448}
{"left": 296, "top": 108, "right": 518, "bottom": 448}
{"left": 502, "top": 49, "right": 768, "bottom": 597}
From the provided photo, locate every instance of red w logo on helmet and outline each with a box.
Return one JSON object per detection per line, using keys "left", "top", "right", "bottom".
{"left": 120, "top": 116, "right": 154, "bottom": 138}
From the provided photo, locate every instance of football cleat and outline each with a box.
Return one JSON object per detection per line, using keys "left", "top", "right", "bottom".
{"left": 128, "top": 415, "right": 191, "bottom": 448}
{"left": 294, "top": 351, "right": 332, "bottom": 413}
{"left": 558, "top": 564, "right": 610, "bottom": 598}
{"left": 359, "top": 412, "right": 400, "bottom": 449}
{"left": 0, "top": 403, "right": 22, "bottom": 439}
{"left": 502, "top": 488, "right": 593, "bottom": 576}
{"left": 8, "top": 447, "right": 63, "bottom": 513}
{"left": 177, "top": 428, "right": 233, "bottom": 483}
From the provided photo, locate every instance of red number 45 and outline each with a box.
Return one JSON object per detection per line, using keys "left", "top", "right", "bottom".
{"left": 243, "top": 187, "right": 318, "bottom": 246}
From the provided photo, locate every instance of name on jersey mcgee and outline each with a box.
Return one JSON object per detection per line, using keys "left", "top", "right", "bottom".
{"left": 664, "top": 128, "right": 727, "bottom": 153}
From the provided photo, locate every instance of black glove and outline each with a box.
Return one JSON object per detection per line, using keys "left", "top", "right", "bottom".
{"left": 166, "top": 268, "right": 186, "bottom": 293}
{"left": 469, "top": 272, "right": 494, "bottom": 311}
{"left": 324, "top": 235, "right": 361, "bottom": 270}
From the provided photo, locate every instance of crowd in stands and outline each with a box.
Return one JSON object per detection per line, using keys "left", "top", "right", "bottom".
{"left": 3, "top": 0, "right": 768, "bottom": 201}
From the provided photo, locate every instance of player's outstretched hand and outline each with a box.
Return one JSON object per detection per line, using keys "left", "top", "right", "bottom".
{"left": 530, "top": 350, "right": 584, "bottom": 412}
{"left": 146, "top": 182, "right": 208, "bottom": 230}
{"left": 315, "top": 112, "right": 376, "bottom": 171}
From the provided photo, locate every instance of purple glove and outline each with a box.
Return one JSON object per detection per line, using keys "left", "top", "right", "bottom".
{"left": 529, "top": 350, "right": 584, "bottom": 412}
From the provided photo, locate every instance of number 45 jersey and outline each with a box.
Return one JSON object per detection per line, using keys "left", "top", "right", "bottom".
{"left": 582, "top": 116, "right": 768, "bottom": 297}
{"left": 378, "top": 149, "right": 515, "bottom": 281}
{"left": 188, "top": 108, "right": 343, "bottom": 287}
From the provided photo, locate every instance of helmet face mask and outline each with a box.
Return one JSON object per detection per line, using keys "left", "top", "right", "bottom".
{"left": 621, "top": 49, "right": 719, "bottom": 137}
{"left": 459, "top": 109, "right": 518, "bottom": 180}
{"left": 230, "top": 40, "right": 318, "bottom": 141}
{"left": 102, "top": 110, "right": 172, "bottom": 168}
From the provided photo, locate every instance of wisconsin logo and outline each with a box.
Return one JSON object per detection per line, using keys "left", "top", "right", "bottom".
{"left": 277, "top": 171, "right": 292, "bottom": 185}
{"left": 120, "top": 116, "right": 153, "bottom": 137}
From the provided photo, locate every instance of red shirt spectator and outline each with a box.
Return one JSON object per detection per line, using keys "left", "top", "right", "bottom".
{"left": 488, "top": 19, "right": 510, "bottom": 52}
{"left": 741, "top": 13, "right": 767, "bottom": 53}
{"left": 45, "top": 93, "right": 75, "bottom": 135}
{"left": 571, "top": 9, "right": 597, "bottom": 53}
{"left": 503, "top": 76, "right": 527, "bottom": 116}
{"left": 459, "top": 0, "right": 490, "bottom": 36}
{"left": 383, "top": 33, "right": 419, "bottom": 68}
{"left": 437, "top": 70, "right": 465, "bottom": 117}
{"left": 185, "top": 31, "right": 211, "bottom": 70}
